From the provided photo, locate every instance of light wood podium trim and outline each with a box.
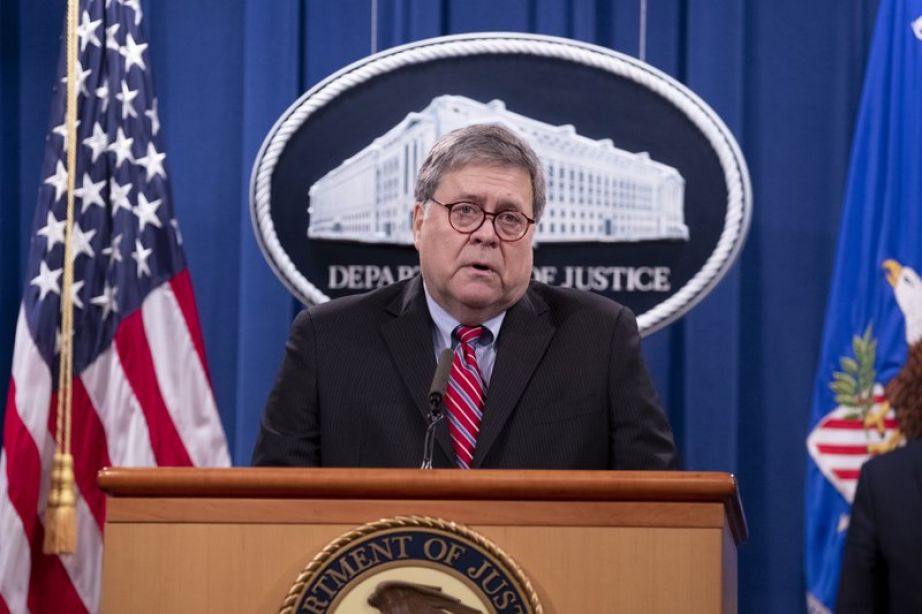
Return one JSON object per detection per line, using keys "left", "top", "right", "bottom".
{"left": 99, "top": 467, "right": 747, "bottom": 544}
{"left": 105, "top": 497, "right": 726, "bottom": 528}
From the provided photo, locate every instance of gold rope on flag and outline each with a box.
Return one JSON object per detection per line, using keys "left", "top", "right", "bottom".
{"left": 43, "top": 0, "right": 79, "bottom": 555}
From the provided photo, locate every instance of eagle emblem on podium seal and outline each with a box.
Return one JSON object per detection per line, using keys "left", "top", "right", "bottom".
{"left": 280, "top": 516, "right": 543, "bottom": 614}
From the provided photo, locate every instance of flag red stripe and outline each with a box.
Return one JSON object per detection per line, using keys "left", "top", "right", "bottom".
{"left": 141, "top": 281, "right": 228, "bottom": 467}
{"left": 3, "top": 379, "right": 41, "bottom": 540}
{"left": 79, "top": 344, "right": 157, "bottom": 467}
{"left": 67, "top": 380, "right": 111, "bottom": 531}
{"left": 821, "top": 420, "right": 863, "bottom": 429}
{"left": 114, "top": 312, "right": 193, "bottom": 466}
{"left": 832, "top": 469, "right": 861, "bottom": 480}
{"left": 27, "top": 523, "right": 88, "bottom": 614}
{"left": 815, "top": 443, "right": 869, "bottom": 455}
{"left": 169, "top": 270, "right": 212, "bottom": 385}
{"left": 821, "top": 418, "right": 899, "bottom": 429}
{"left": 0, "top": 592, "right": 10, "bottom": 614}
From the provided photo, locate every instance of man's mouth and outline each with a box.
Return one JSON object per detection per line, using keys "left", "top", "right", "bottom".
{"left": 459, "top": 261, "right": 499, "bottom": 277}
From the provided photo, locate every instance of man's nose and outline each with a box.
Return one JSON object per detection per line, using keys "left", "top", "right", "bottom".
{"left": 469, "top": 214, "right": 499, "bottom": 245}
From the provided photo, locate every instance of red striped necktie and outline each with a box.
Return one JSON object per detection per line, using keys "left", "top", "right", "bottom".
{"left": 445, "top": 325, "right": 487, "bottom": 468}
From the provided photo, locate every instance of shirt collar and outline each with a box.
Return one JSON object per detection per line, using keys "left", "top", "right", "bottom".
{"left": 423, "top": 283, "right": 505, "bottom": 346}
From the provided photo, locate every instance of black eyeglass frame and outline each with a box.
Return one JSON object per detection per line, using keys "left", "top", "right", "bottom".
{"left": 427, "top": 197, "right": 536, "bottom": 242}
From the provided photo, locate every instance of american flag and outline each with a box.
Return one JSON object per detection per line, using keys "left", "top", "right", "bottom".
{"left": 0, "top": 1, "right": 230, "bottom": 612}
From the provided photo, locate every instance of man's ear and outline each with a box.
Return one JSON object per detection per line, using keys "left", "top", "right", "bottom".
{"left": 412, "top": 202, "right": 425, "bottom": 249}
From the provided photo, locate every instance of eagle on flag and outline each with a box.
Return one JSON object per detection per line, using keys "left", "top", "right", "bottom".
{"left": 878, "top": 259, "right": 922, "bottom": 442}
{"left": 807, "top": 259, "right": 922, "bottom": 505}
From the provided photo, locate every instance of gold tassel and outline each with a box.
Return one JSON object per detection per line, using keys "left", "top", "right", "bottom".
{"left": 42, "top": 452, "right": 77, "bottom": 554}
{"left": 42, "top": 0, "right": 79, "bottom": 558}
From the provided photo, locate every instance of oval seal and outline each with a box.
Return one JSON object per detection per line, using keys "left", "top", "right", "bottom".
{"left": 251, "top": 33, "right": 751, "bottom": 335}
{"left": 281, "top": 516, "right": 542, "bottom": 614}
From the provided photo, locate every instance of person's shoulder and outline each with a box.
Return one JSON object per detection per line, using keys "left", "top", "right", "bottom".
{"left": 526, "top": 280, "right": 632, "bottom": 320}
{"left": 293, "top": 277, "right": 414, "bottom": 326}
{"left": 860, "top": 439, "right": 922, "bottom": 482}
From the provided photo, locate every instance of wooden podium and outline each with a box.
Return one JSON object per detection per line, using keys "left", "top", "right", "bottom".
{"left": 98, "top": 468, "right": 746, "bottom": 613}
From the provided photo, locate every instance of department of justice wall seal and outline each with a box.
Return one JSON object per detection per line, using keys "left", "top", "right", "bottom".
{"left": 280, "top": 516, "right": 542, "bottom": 614}
{"left": 251, "top": 32, "right": 751, "bottom": 336}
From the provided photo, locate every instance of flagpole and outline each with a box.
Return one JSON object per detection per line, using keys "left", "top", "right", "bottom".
{"left": 44, "top": 0, "right": 79, "bottom": 555}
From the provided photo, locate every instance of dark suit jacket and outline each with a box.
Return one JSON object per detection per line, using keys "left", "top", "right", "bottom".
{"left": 252, "top": 276, "right": 677, "bottom": 469}
{"left": 837, "top": 440, "right": 922, "bottom": 613}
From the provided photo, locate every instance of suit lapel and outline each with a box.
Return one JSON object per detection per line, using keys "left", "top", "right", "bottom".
{"left": 472, "top": 287, "right": 554, "bottom": 467}
{"left": 380, "top": 277, "right": 453, "bottom": 463}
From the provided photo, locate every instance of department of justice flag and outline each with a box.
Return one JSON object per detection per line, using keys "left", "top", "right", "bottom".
{"left": 0, "top": 1, "right": 230, "bottom": 611}
{"left": 804, "top": 0, "right": 922, "bottom": 611}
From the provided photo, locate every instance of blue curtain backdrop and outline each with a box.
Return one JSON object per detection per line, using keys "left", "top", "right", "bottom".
{"left": 0, "top": 0, "right": 880, "bottom": 611}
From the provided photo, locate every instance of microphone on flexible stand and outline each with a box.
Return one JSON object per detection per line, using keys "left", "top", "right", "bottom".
{"left": 421, "top": 348, "right": 453, "bottom": 469}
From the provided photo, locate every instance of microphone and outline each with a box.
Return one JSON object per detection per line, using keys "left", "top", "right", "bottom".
{"left": 421, "top": 349, "right": 453, "bottom": 469}
{"left": 428, "top": 348, "right": 454, "bottom": 417}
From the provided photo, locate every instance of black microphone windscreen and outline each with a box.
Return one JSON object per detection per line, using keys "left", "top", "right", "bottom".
{"left": 429, "top": 348, "right": 453, "bottom": 399}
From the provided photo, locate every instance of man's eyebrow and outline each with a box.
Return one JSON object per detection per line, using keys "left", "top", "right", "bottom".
{"left": 450, "top": 193, "right": 525, "bottom": 211}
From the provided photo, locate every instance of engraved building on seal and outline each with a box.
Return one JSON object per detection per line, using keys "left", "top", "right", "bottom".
{"left": 307, "top": 95, "right": 688, "bottom": 245}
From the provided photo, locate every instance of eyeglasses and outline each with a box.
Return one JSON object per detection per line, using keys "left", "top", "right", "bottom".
{"left": 428, "top": 198, "right": 535, "bottom": 242}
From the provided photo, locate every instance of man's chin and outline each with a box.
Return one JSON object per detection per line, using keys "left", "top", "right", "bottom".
{"left": 436, "top": 279, "right": 527, "bottom": 320}
{"left": 451, "top": 281, "right": 503, "bottom": 305}
{"left": 455, "top": 294, "right": 501, "bottom": 312}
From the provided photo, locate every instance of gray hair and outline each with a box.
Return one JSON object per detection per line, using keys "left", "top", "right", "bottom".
{"left": 414, "top": 124, "right": 547, "bottom": 222}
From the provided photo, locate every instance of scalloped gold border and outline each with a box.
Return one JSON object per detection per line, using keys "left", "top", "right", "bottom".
{"left": 280, "top": 515, "right": 544, "bottom": 614}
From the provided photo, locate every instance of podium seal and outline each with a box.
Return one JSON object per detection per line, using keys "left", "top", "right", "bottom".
{"left": 281, "top": 516, "right": 543, "bottom": 614}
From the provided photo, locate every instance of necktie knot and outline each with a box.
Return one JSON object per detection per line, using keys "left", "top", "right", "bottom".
{"left": 454, "top": 325, "right": 485, "bottom": 346}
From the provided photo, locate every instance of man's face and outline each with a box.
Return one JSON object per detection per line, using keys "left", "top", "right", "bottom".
{"left": 413, "top": 163, "right": 535, "bottom": 324}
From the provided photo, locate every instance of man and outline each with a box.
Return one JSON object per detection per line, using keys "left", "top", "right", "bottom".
{"left": 253, "top": 124, "right": 677, "bottom": 469}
